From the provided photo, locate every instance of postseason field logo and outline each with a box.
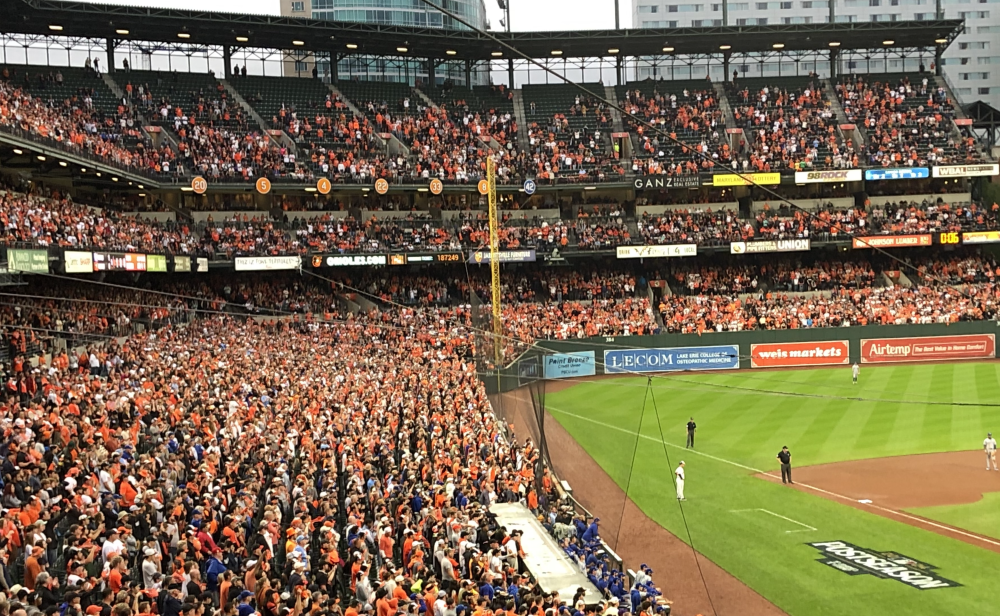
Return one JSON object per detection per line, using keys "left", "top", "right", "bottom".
{"left": 808, "top": 541, "right": 960, "bottom": 590}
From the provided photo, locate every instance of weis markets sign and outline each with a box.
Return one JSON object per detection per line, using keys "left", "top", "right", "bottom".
{"left": 861, "top": 334, "right": 995, "bottom": 364}
{"left": 731, "top": 239, "right": 811, "bottom": 254}
{"left": 604, "top": 345, "right": 739, "bottom": 373}
{"left": 750, "top": 341, "right": 849, "bottom": 368}
{"left": 543, "top": 351, "right": 596, "bottom": 379}
{"left": 808, "top": 541, "right": 959, "bottom": 590}
{"left": 794, "top": 169, "right": 862, "bottom": 183}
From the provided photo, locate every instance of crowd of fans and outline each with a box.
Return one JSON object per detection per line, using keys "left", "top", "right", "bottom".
{"left": 836, "top": 75, "right": 983, "bottom": 167}
{"left": 0, "top": 68, "right": 177, "bottom": 177}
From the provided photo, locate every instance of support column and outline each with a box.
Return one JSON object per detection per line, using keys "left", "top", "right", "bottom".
{"left": 723, "top": 0, "right": 729, "bottom": 26}
{"left": 508, "top": 58, "right": 514, "bottom": 89}
{"left": 616, "top": 56, "right": 623, "bottom": 86}
{"left": 106, "top": 37, "right": 116, "bottom": 73}
{"left": 426, "top": 58, "right": 437, "bottom": 87}
{"left": 223, "top": 45, "right": 232, "bottom": 79}
{"left": 724, "top": 52, "right": 731, "bottom": 83}
{"left": 935, "top": 46, "right": 943, "bottom": 76}
{"left": 332, "top": 53, "right": 340, "bottom": 84}
{"left": 830, "top": 48, "right": 839, "bottom": 80}
{"left": 465, "top": 59, "right": 472, "bottom": 88}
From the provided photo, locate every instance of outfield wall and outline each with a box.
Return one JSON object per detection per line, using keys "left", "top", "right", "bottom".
{"left": 486, "top": 320, "right": 1000, "bottom": 394}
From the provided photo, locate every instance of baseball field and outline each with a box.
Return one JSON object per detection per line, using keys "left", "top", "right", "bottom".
{"left": 542, "top": 362, "right": 1000, "bottom": 616}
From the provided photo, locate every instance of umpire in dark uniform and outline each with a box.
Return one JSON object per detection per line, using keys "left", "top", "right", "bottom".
{"left": 686, "top": 417, "right": 697, "bottom": 448}
{"left": 777, "top": 446, "right": 792, "bottom": 484}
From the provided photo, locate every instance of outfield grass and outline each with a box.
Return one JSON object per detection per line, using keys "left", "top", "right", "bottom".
{"left": 546, "top": 363, "right": 1000, "bottom": 616}
{"left": 909, "top": 492, "right": 1000, "bottom": 542}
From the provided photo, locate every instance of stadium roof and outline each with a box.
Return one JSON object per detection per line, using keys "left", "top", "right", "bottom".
{"left": 1, "top": 0, "right": 964, "bottom": 61}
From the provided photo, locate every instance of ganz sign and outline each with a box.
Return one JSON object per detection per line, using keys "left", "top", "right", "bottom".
{"left": 633, "top": 175, "right": 701, "bottom": 190}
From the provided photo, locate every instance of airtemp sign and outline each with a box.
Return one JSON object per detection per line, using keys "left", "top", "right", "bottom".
{"left": 603, "top": 345, "right": 739, "bottom": 373}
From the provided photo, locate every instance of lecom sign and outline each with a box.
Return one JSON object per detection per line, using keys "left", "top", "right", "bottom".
{"left": 860, "top": 334, "right": 995, "bottom": 364}
{"left": 751, "top": 341, "right": 850, "bottom": 368}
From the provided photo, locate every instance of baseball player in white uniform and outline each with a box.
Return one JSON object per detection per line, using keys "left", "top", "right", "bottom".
{"left": 852, "top": 363, "right": 860, "bottom": 384}
{"left": 985, "top": 432, "right": 998, "bottom": 470}
{"left": 675, "top": 461, "right": 686, "bottom": 501}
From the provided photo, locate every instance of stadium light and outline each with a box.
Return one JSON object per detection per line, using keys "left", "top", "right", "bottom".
{"left": 36, "top": 155, "right": 46, "bottom": 161}
{"left": 346, "top": 44, "right": 358, "bottom": 49}
{"left": 59, "top": 161, "right": 67, "bottom": 167}
{"left": 48, "top": 25, "right": 63, "bottom": 31}
{"left": 236, "top": 36, "right": 249, "bottom": 42}
{"left": 397, "top": 46, "right": 408, "bottom": 52}
{"left": 551, "top": 50, "right": 563, "bottom": 55}
{"left": 662, "top": 46, "right": 674, "bottom": 52}
{"left": 608, "top": 48, "right": 619, "bottom": 54}
{"left": 80, "top": 168, "right": 86, "bottom": 172}
{"left": 116, "top": 29, "right": 130, "bottom": 35}
{"left": 417, "top": 187, "right": 429, "bottom": 192}
{"left": 829, "top": 41, "right": 841, "bottom": 47}
{"left": 293, "top": 40, "right": 305, "bottom": 46}
{"left": 773, "top": 43, "right": 785, "bottom": 49}
{"left": 138, "top": 193, "right": 146, "bottom": 197}
{"left": 96, "top": 172, "right": 102, "bottom": 177}
{"left": 720, "top": 45, "right": 731, "bottom": 50}
{"left": 112, "top": 177, "right": 119, "bottom": 182}
{"left": 178, "top": 32, "right": 191, "bottom": 39}
{"left": 138, "top": 184, "right": 144, "bottom": 189}
{"left": 491, "top": 51, "right": 503, "bottom": 57}
{"left": 882, "top": 40, "right": 894, "bottom": 45}
{"left": 12, "top": 149, "right": 22, "bottom": 155}
{"left": 935, "top": 38, "right": 947, "bottom": 44}
{"left": 446, "top": 50, "right": 457, "bottom": 55}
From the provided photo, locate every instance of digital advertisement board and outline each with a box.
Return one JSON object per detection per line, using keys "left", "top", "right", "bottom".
{"left": 616, "top": 245, "right": 697, "bottom": 259}
{"left": 731, "top": 239, "right": 811, "bottom": 254}
{"left": 750, "top": 341, "right": 850, "bottom": 368}
{"left": 604, "top": 345, "right": 739, "bottom": 373}
{"left": 314, "top": 254, "right": 388, "bottom": 267}
{"left": 174, "top": 256, "right": 192, "bottom": 272}
{"left": 712, "top": 173, "right": 781, "bottom": 187}
{"left": 234, "top": 256, "right": 301, "bottom": 271}
{"left": 852, "top": 235, "right": 932, "bottom": 249}
{"left": 6, "top": 249, "right": 48, "bottom": 273}
{"left": 860, "top": 334, "right": 995, "bottom": 364}
{"left": 794, "top": 169, "right": 862, "bottom": 183}
{"left": 864, "top": 168, "right": 929, "bottom": 181}
{"left": 94, "top": 253, "right": 146, "bottom": 272}
{"left": 543, "top": 351, "right": 597, "bottom": 379}
{"left": 962, "top": 231, "right": 1000, "bottom": 244}
{"left": 146, "top": 255, "right": 167, "bottom": 272}
{"left": 467, "top": 249, "right": 537, "bottom": 264}
{"left": 64, "top": 251, "right": 94, "bottom": 273}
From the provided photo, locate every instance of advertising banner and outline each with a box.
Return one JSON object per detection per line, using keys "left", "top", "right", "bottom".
{"left": 234, "top": 256, "right": 301, "bottom": 271}
{"left": 174, "top": 256, "right": 192, "bottom": 272}
{"left": 864, "top": 168, "right": 929, "bottom": 181}
{"left": 633, "top": 175, "right": 701, "bottom": 190}
{"left": 94, "top": 253, "right": 146, "bottom": 272}
{"left": 196, "top": 257, "right": 209, "bottom": 273}
{"left": 852, "top": 235, "right": 931, "bottom": 249}
{"left": 962, "top": 231, "right": 1000, "bottom": 244}
{"left": 314, "top": 254, "right": 388, "bottom": 267}
{"left": 7, "top": 249, "right": 48, "bottom": 273}
{"left": 64, "top": 251, "right": 94, "bottom": 274}
{"left": 750, "top": 341, "right": 850, "bottom": 368}
{"left": 146, "top": 255, "right": 167, "bottom": 272}
{"left": 467, "top": 249, "right": 537, "bottom": 264}
{"left": 794, "top": 169, "right": 862, "bottom": 183}
{"left": 616, "top": 244, "right": 697, "bottom": 259}
{"left": 543, "top": 351, "right": 597, "bottom": 379}
{"left": 932, "top": 164, "right": 1000, "bottom": 178}
{"left": 712, "top": 172, "right": 781, "bottom": 187}
{"left": 604, "top": 345, "right": 739, "bottom": 373}
{"left": 861, "top": 334, "right": 995, "bottom": 364}
{"left": 387, "top": 252, "right": 463, "bottom": 265}
{"left": 731, "top": 239, "right": 811, "bottom": 254}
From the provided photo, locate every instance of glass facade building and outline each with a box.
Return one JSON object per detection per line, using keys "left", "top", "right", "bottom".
{"left": 281, "top": 0, "right": 489, "bottom": 85}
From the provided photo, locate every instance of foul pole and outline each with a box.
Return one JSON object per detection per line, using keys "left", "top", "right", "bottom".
{"left": 487, "top": 157, "right": 502, "bottom": 368}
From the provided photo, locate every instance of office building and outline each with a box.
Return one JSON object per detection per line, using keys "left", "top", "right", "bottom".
{"left": 630, "top": 0, "right": 999, "bottom": 108}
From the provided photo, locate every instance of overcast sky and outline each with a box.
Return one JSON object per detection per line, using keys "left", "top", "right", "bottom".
{"left": 75, "top": 0, "right": 631, "bottom": 30}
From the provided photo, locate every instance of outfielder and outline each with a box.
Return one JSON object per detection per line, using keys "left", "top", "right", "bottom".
{"left": 675, "top": 461, "right": 686, "bottom": 501}
{"left": 985, "top": 432, "right": 998, "bottom": 471}
{"left": 852, "top": 362, "right": 860, "bottom": 384}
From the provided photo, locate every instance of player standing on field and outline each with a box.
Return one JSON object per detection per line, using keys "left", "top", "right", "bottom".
{"left": 852, "top": 362, "right": 860, "bottom": 384}
{"left": 675, "top": 461, "right": 686, "bottom": 501}
{"left": 985, "top": 432, "right": 998, "bottom": 471}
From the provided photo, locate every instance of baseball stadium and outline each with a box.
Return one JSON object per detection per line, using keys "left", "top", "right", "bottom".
{"left": 0, "top": 0, "right": 999, "bottom": 615}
